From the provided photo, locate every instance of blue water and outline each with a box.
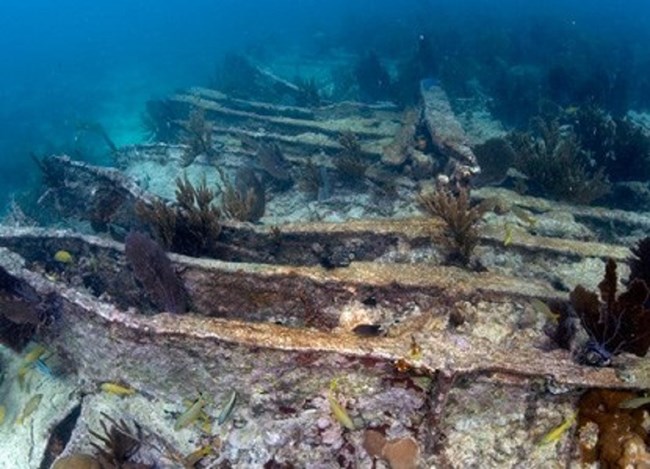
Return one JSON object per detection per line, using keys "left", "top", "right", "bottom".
{"left": 1, "top": 0, "right": 649, "bottom": 210}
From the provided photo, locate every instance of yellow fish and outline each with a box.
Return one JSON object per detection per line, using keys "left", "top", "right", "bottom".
{"left": 175, "top": 393, "right": 208, "bottom": 431}
{"left": 53, "top": 250, "right": 74, "bottom": 264}
{"left": 23, "top": 345, "right": 47, "bottom": 365}
{"left": 503, "top": 223, "right": 514, "bottom": 246}
{"left": 16, "top": 394, "right": 43, "bottom": 425}
{"left": 539, "top": 412, "right": 576, "bottom": 445}
{"left": 100, "top": 382, "right": 136, "bottom": 396}
{"left": 17, "top": 366, "right": 31, "bottom": 392}
{"left": 0, "top": 404, "right": 5, "bottom": 425}
{"left": 18, "top": 346, "right": 48, "bottom": 392}
{"left": 328, "top": 392, "right": 355, "bottom": 430}
{"left": 184, "top": 444, "right": 213, "bottom": 466}
{"left": 327, "top": 379, "right": 355, "bottom": 430}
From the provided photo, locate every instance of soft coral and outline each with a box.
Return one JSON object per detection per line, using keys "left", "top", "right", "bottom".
{"left": 569, "top": 259, "right": 650, "bottom": 365}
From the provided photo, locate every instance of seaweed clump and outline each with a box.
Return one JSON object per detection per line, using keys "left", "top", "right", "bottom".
{"left": 89, "top": 413, "right": 152, "bottom": 469}
{"left": 568, "top": 259, "right": 650, "bottom": 366}
{"left": 417, "top": 188, "right": 490, "bottom": 267}
{"left": 573, "top": 106, "right": 650, "bottom": 183}
{"left": 137, "top": 175, "right": 222, "bottom": 257}
{"left": 629, "top": 236, "right": 650, "bottom": 286}
{"left": 180, "top": 108, "right": 216, "bottom": 167}
{"left": 220, "top": 167, "right": 266, "bottom": 223}
{"left": 508, "top": 117, "right": 610, "bottom": 205}
{"left": 87, "top": 187, "right": 124, "bottom": 234}
{"left": 334, "top": 131, "right": 368, "bottom": 184}
{"left": 297, "top": 158, "right": 326, "bottom": 200}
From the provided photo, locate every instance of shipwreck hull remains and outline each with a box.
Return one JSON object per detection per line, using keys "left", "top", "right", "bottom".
{"left": 0, "top": 217, "right": 648, "bottom": 466}
{"left": 4, "top": 82, "right": 650, "bottom": 466}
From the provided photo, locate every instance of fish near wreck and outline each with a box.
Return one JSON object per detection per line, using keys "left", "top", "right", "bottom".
{"left": 539, "top": 412, "right": 577, "bottom": 446}
{"left": 175, "top": 393, "right": 208, "bottom": 431}
{"left": 100, "top": 382, "right": 136, "bottom": 397}
{"left": 16, "top": 393, "right": 43, "bottom": 425}
{"left": 328, "top": 379, "right": 355, "bottom": 431}
{"left": 53, "top": 250, "right": 74, "bottom": 264}
{"left": 217, "top": 390, "right": 237, "bottom": 425}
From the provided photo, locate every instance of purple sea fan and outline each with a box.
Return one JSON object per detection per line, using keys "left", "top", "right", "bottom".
{"left": 124, "top": 231, "right": 188, "bottom": 314}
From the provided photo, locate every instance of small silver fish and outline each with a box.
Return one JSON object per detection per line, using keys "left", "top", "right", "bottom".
{"left": 217, "top": 390, "right": 238, "bottom": 425}
{"left": 619, "top": 395, "right": 650, "bottom": 409}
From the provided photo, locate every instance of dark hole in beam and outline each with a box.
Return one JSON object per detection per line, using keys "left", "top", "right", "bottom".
{"left": 39, "top": 404, "right": 82, "bottom": 469}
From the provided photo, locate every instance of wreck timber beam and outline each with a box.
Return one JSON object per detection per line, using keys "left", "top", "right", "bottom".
{"left": 186, "top": 86, "right": 399, "bottom": 120}
{"left": 474, "top": 187, "right": 650, "bottom": 232}
{"left": 171, "top": 93, "right": 396, "bottom": 140}
{"left": 277, "top": 218, "right": 631, "bottom": 261}
{"left": 0, "top": 228, "right": 559, "bottom": 321}
{"left": 187, "top": 87, "right": 317, "bottom": 120}
{"left": 0, "top": 244, "right": 645, "bottom": 395}
{"left": 420, "top": 80, "right": 479, "bottom": 182}
{"left": 209, "top": 124, "right": 388, "bottom": 159}
{"left": 32, "top": 157, "right": 632, "bottom": 266}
